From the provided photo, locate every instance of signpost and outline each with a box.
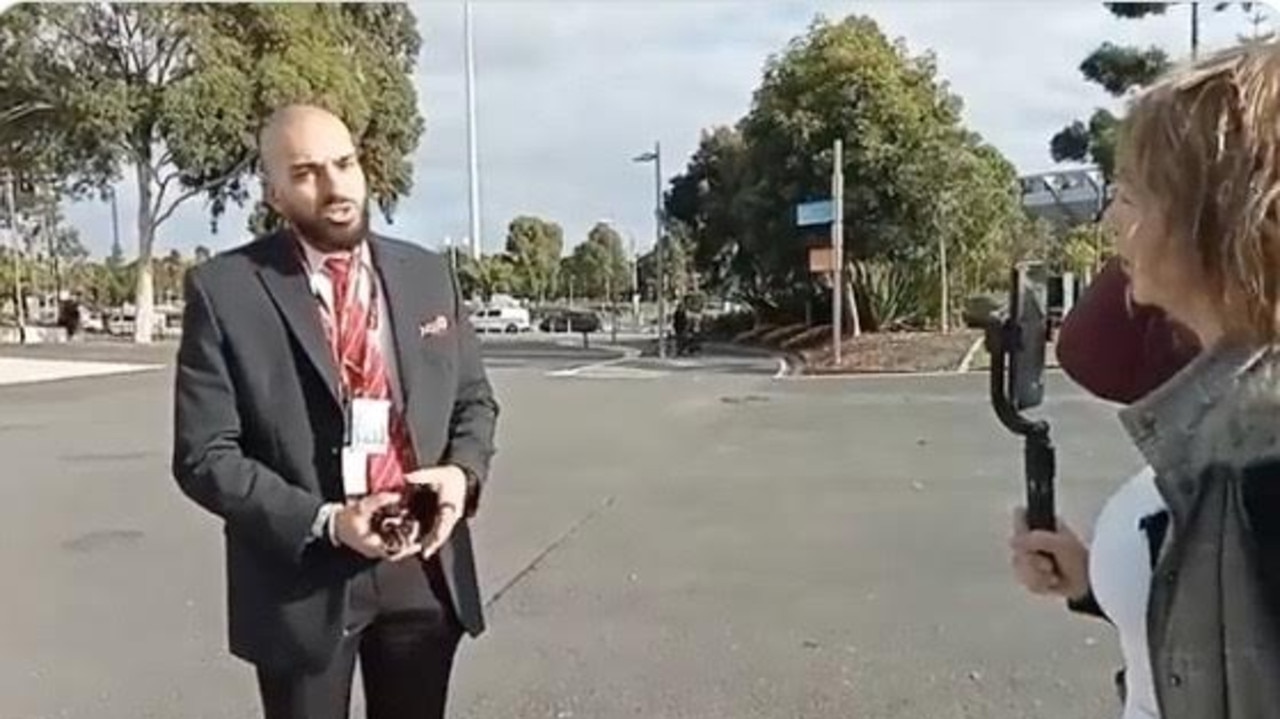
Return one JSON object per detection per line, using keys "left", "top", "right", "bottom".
{"left": 831, "top": 140, "right": 844, "bottom": 367}
{"left": 2, "top": 174, "right": 23, "bottom": 336}
{"left": 795, "top": 199, "right": 834, "bottom": 227}
{"left": 795, "top": 140, "right": 847, "bottom": 366}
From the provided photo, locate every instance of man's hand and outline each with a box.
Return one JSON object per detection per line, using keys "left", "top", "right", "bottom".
{"left": 1009, "top": 507, "right": 1091, "bottom": 601}
{"left": 406, "top": 466, "right": 469, "bottom": 560}
{"left": 333, "top": 493, "right": 403, "bottom": 559}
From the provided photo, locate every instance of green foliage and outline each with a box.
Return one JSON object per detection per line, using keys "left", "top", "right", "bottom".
{"left": 456, "top": 253, "right": 515, "bottom": 303}
{"left": 849, "top": 259, "right": 926, "bottom": 332}
{"left": 562, "top": 222, "right": 631, "bottom": 301}
{"left": 1052, "top": 2, "right": 1259, "bottom": 183}
{"left": 0, "top": 3, "right": 425, "bottom": 341}
{"left": 665, "top": 14, "right": 1024, "bottom": 327}
{"left": 637, "top": 226, "right": 695, "bottom": 302}
{"left": 1053, "top": 224, "right": 1108, "bottom": 276}
{"left": 504, "top": 216, "right": 564, "bottom": 302}
{"left": 1104, "top": 3, "right": 1168, "bottom": 19}
{"left": 1080, "top": 42, "right": 1171, "bottom": 95}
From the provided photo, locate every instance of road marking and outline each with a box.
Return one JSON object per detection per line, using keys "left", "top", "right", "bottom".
{"left": 545, "top": 343, "right": 642, "bottom": 378}
{"left": 955, "top": 336, "right": 986, "bottom": 373}
{"left": 0, "top": 357, "right": 162, "bottom": 387}
{"left": 546, "top": 356, "right": 629, "bottom": 378}
{"left": 552, "top": 365, "right": 668, "bottom": 380}
{"left": 782, "top": 367, "right": 1067, "bottom": 381}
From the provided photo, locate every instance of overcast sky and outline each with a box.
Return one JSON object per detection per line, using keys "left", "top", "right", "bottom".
{"left": 51, "top": 0, "right": 1272, "bottom": 259}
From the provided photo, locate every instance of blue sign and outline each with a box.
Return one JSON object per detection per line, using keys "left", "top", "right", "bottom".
{"left": 795, "top": 199, "right": 834, "bottom": 227}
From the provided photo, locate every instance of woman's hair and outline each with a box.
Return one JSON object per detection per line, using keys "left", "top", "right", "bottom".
{"left": 1117, "top": 41, "right": 1280, "bottom": 344}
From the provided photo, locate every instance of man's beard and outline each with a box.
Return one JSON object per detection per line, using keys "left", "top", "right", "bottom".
{"left": 287, "top": 201, "right": 370, "bottom": 252}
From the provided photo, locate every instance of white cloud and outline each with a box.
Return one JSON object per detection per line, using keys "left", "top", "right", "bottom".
{"left": 59, "top": 0, "right": 1268, "bottom": 259}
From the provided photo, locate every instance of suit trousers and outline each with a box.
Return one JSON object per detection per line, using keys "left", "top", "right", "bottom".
{"left": 257, "top": 556, "right": 464, "bottom": 719}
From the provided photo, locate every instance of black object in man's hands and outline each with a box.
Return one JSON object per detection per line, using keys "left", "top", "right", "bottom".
{"left": 372, "top": 486, "right": 439, "bottom": 555}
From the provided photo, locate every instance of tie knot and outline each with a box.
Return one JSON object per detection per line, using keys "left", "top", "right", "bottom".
{"left": 322, "top": 255, "right": 354, "bottom": 283}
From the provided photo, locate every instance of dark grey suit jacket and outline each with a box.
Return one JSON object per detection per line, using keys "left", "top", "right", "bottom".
{"left": 171, "top": 230, "right": 499, "bottom": 673}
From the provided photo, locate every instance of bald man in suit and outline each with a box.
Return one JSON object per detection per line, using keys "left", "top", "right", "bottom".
{"left": 172, "top": 105, "right": 499, "bottom": 719}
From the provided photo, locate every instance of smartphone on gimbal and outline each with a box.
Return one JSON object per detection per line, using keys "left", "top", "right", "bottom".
{"left": 986, "top": 261, "right": 1055, "bottom": 532}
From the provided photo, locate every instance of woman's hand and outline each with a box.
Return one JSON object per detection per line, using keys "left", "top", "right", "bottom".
{"left": 1009, "top": 508, "right": 1091, "bottom": 601}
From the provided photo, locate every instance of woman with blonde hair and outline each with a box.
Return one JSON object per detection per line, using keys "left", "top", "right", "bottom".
{"left": 1011, "top": 40, "right": 1280, "bottom": 719}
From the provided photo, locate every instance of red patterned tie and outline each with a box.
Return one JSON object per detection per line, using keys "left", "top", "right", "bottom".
{"left": 322, "top": 254, "right": 415, "bottom": 495}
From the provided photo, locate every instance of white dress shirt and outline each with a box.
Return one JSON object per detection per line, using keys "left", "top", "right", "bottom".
{"left": 298, "top": 239, "right": 405, "bottom": 543}
{"left": 1090, "top": 466, "right": 1167, "bottom": 719}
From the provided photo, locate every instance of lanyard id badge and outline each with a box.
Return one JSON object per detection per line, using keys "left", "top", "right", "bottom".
{"left": 341, "top": 446, "right": 369, "bottom": 497}
{"left": 339, "top": 395, "right": 392, "bottom": 498}
{"left": 348, "top": 397, "right": 391, "bottom": 454}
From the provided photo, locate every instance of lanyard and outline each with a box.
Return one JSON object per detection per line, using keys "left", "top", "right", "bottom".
{"left": 296, "top": 241, "right": 382, "bottom": 391}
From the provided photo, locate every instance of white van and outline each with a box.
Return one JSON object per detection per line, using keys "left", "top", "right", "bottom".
{"left": 470, "top": 306, "right": 532, "bottom": 334}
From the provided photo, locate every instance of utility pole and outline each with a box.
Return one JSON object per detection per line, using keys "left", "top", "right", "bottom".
{"left": 654, "top": 141, "right": 666, "bottom": 358}
{"left": 939, "top": 205, "right": 949, "bottom": 334}
{"left": 633, "top": 142, "right": 666, "bottom": 357}
{"left": 1191, "top": 1, "right": 1200, "bottom": 60}
{"left": 629, "top": 231, "right": 640, "bottom": 331}
{"left": 3, "top": 174, "right": 23, "bottom": 336}
{"left": 109, "top": 187, "right": 122, "bottom": 262}
{"left": 832, "top": 139, "right": 844, "bottom": 367}
{"left": 44, "top": 183, "right": 60, "bottom": 304}
{"left": 445, "top": 235, "right": 457, "bottom": 276}
{"left": 464, "top": 0, "right": 482, "bottom": 261}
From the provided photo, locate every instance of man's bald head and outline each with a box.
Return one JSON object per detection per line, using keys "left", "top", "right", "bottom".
{"left": 259, "top": 105, "right": 352, "bottom": 180}
{"left": 258, "top": 104, "right": 368, "bottom": 251}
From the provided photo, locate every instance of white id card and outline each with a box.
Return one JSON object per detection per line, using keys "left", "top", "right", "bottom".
{"left": 348, "top": 398, "right": 392, "bottom": 454}
{"left": 341, "top": 447, "right": 369, "bottom": 497}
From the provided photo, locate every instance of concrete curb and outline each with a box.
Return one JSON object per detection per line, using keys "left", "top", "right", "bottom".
{"left": 701, "top": 342, "right": 804, "bottom": 378}
{"left": 544, "top": 342, "right": 643, "bottom": 378}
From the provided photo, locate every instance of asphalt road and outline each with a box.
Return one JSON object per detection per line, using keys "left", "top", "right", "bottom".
{"left": 0, "top": 341, "right": 1144, "bottom": 719}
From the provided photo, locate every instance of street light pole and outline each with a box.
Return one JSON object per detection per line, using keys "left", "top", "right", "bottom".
{"left": 832, "top": 139, "right": 844, "bottom": 365}
{"left": 46, "top": 198, "right": 60, "bottom": 303}
{"left": 3, "top": 173, "right": 23, "bottom": 335}
{"left": 653, "top": 142, "right": 666, "bottom": 358}
{"left": 629, "top": 231, "right": 640, "bottom": 331}
{"left": 464, "top": 0, "right": 482, "bottom": 261}
{"left": 109, "top": 187, "right": 122, "bottom": 261}
{"left": 1191, "top": 1, "right": 1200, "bottom": 60}
{"left": 633, "top": 142, "right": 666, "bottom": 357}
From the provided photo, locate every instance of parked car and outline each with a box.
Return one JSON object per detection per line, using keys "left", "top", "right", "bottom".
{"left": 470, "top": 306, "right": 532, "bottom": 334}
{"left": 539, "top": 309, "right": 601, "bottom": 333}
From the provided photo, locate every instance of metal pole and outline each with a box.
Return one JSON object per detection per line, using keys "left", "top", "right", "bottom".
{"left": 1191, "top": 2, "right": 1200, "bottom": 60}
{"left": 630, "top": 232, "right": 640, "bottom": 331}
{"left": 654, "top": 140, "right": 666, "bottom": 359}
{"left": 464, "top": 0, "right": 482, "bottom": 261}
{"left": 47, "top": 195, "right": 60, "bottom": 303}
{"left": 607, "top": 273, "right": 617, "bottom": 344}
{"left": 939, "top": 204, "right": 949, "bottom": 334}
{"left": 109, "top": 187, "right": 122, "bottom": 259}
{"left": 4, "top": 174, "right": 23, "bottom": 334}
{"left": 832, "top": 139, "right": 844, "bottom": 367}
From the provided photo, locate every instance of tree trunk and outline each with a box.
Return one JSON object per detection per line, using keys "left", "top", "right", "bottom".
{"left": 133, "top": 163, "right": 156, "bottom": 344}
{"left": 844, "top": 272, "right": 861, "bottom": 337}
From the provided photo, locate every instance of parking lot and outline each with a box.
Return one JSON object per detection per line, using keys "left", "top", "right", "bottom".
{"left": 0, "top": 338, "right": 1141, "bottom": 719}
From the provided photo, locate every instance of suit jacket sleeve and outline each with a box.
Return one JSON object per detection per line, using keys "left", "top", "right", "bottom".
{"left": 442, "top": 259, "right": 499, "bottom": 517}
{"left": 171, "top": 268, "right": 325, "bottom": 565}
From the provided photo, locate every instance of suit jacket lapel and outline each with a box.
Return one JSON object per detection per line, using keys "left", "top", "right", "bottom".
{"left": 368, "top": 236, "right": 419, "bottom": 408}
{"left": 255, "top": 230, "right": 342, "bottom": 406}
